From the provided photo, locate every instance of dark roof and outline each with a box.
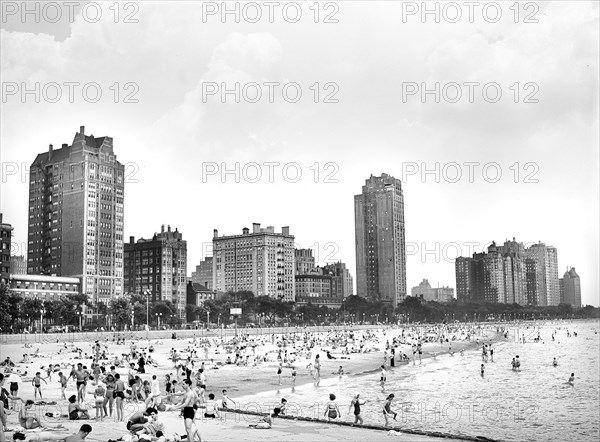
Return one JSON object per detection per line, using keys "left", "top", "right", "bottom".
{"left": 191, "top": 282, "right": 214, "bottom": 293}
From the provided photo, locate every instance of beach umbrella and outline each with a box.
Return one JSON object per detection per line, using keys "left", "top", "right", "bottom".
{"left": 5, "top": 373, "right": 22, "bottom": 384}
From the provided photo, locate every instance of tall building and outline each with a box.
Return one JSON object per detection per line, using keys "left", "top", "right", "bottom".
{"left": 27, "top": 126, "right": 124, "bottom": 304}
{"left": 191, "top": 257, "right": 213, "bottom": 289}
{"left": 323, "top": 261, "right": 354, "bottom": 298}
{"left": 561, "top": 267, "right": 581, "bottom": 307}
{"left": 455, "top": 256, "right": 473, "bottom": 302}
{"left": 213, "top": 224, "right": 295, "bottom": 301}
{"left": 295, "top": 249, "right": 315, "bottom": 275}
{"left": 525, "top": 243, "right": 560, "bottom": 306}
{"left": 9, "top": 256, "right": 27, "bottom": 275}
{"left": 295, "top": 267, "right": 336, "bottom": 307}
{"left": 354, "top": 173, "right": 407, "bottom": 308}
{"left": 455, "top": 238, "right": 560, "bottom": 306}
{"left": 124, "top": 225, "right": 187, "bottom": 319}
{"left": 0, "top": 214, "right": 13, "bottom": 283}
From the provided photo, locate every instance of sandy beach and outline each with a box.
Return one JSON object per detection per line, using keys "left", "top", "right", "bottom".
{"left": 0, "top": 325, "right": 500, "bottom": 441}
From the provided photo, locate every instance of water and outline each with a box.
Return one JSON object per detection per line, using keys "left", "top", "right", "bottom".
{"left": 236, "top": 320, "right": 600, "bottom": 442}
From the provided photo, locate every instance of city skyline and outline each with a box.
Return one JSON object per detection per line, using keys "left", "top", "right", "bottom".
{"left": 1, "top": 2, "right": 598, "bottom": 306}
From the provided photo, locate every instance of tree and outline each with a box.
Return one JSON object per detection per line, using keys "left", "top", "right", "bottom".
{"left": 109, "top": 297, "right": 133, "bottom": 329}
{"left": 0, "top": 283, "right": 22, "bottom": 332}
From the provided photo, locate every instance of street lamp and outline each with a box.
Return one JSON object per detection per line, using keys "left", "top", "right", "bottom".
{"left": 77, "top": 311, "right": 83, "bottom": 331}
{"left": 143, "top": 290, "right": 151, "bottom": 331}
{"left": 40, "top": 309, "right": 46, "bottom": 332}
{"left": 218, "top": 313, "right": 221, "bottom": 329}
{"left": 131, "top": 309, "right": 135, "bottom": 329}
{"left": 155, "top": 312, "right": 162, "bottom": 329}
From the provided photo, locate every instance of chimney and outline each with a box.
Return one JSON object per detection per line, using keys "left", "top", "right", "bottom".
{"left": 168, "top": 225, "right": 171, "bottom": 232}
{"left": 242, "top": 227, "right": 249, "bottom": 235}
{"left": 213, "top": 229, "right": 218, "bottom": 238}
{"left": 62, "top": 143, "right": 68, "bottom": 149}
{"left": 80, "top": 126, "right": 85, "bottom": 134}
{"left": 48, "top": 144, "right": 53, "bottom": 160}
{"left": 130, "top": 236, "right": 135, "bottom": 244}
{"left": 282, "top": 226, "right": 290, "bottom": 236}
{"left": 161, "top": 224, "right": 165, "bottom": 233}
{"left": 253, "top": 223, "right": 260, "bottom": 234}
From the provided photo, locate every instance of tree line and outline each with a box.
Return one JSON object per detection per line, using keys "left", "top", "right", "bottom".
{"left": 1, "top": 282, "right": 597, "bottom": 333}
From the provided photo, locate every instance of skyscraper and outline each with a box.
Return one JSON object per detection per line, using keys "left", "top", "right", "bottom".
{"left": 213, "top": 224, "right": 295, "bottom": 301}
{"left": 561, "top": 267, "right": 581, "bottom": 307}
{"left": 455, "top": 238, "right": 560, "bottom": 306}
{"left": 27, "top": 126, "right": 125, "bottom": 304}
{"left": 525, "top": 243, "right": 560, "bottom": 306}
{"left": 124, "top": 225, "right": 188, "bottom": 319}
{"left": 354, "top": 173, "right": 407, "bottom": 308}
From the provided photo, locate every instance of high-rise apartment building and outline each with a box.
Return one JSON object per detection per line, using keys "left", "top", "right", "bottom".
{"left": 0, "top": 214, "right": 13, "bottom": 283}
{"left": 455, "top": 239, "right": 560, "bottom": 306}
{"left": 560, "top": 267, "right": 581, "bottom": 308}
{"left": 213, "top": 224, "right": 295, "bottom": 301}
{"left": 9, "top": 256, "right": 27, "bottom": 275}
{"left": 27, "top": 126, "right": 124, "bottom": 303}
{"left": 191, "top": 257, "right": 213, "bottom": 289}
{"left": 323, "top": 261, "right": 354, "bottom": 298}
{"left": 355, "top": 173, "right": 407, "bottom": 308}
{"left": 525, "top": 243, "right": 560, "bottom": 306}
{"left": 295, "top": 249, "right": 315, "bottom": 276}
{"left": 124, "top": 225, "right": 187, "bottom": 319}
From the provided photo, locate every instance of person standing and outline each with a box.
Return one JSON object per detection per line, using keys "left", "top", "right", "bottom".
{"left": 349, "top": 393, "right": 365, "bottom": 425}
{"left": 314, "top": 355, "right": 321, "bottom": 386}
{"left": 114, "top": 374, "right": 126, "bottom": 422}
{"left": 382, "top": 394, "right": 398, "bottom": 427}
{"left": 31, "top": 372, "right": 47, "bottom": 400}
{"left": 380, "top": 365, "right": 387, "bottom": 392}
{"left": 171, "top": 379, "right": 201, "bottom": 442}
{"left": 323, "top": 394, "right": 340, "bottom": 421}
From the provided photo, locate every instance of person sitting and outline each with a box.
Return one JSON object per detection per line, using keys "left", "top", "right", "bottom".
{"left": 272, "top": 398, "right": 287, "bottom": 417}
{"left": 68, "top": 395, "right": 90, "bottom": 420}
{"left": 249, "top": 413, "right": 272, "bottom": 429}
{"left": 19, "top": 400, "right": 42, "bottom": 429}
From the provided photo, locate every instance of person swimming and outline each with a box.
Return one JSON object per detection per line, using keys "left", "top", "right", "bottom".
{"left": 568, "top": 373, "right": 575, "bottom": 385}
{"left": 552, "top": 358, "right": 558, "bottom": 367}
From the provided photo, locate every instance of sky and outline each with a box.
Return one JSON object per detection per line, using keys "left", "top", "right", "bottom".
{"left": 1, "top": 1, "right": 598, "bottom": 306}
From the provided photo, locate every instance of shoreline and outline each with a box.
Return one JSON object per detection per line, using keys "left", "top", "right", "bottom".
{"left": 0, "top": 323, "right": 506, "bottom": 441}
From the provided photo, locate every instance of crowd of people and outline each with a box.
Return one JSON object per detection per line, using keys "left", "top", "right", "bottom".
{"left": 0, "top": 322, "right": 578, "bottom": 441}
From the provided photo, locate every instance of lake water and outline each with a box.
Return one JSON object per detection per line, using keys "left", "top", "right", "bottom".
{"left": 237, "top": 320, "right": 600, "bottom": 442}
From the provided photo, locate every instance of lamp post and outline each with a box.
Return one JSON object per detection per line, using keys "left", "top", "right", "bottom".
{"left": 77, "top": 311, "right": 83, "bottom": 331}
{"left": 218, "top": 313, "right": 221, "bottom": 329}
{"left": 40, "top": 309, "right": 45, "bottom": 333}
{"left": 155, "top": 312, "right": 162, "bottom": 329}
{"left": 131, "top": 309, "right": 135, "bottom": 329}
{"left": 143, "top": 290, "right": 151, "bottom": 331}
{"left": 206, "top": 311, "right": 210, "bottom": 329}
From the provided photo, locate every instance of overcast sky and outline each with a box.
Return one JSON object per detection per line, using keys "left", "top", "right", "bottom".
{"left": 1, "top": 1, "right": 598, "bottom": 306}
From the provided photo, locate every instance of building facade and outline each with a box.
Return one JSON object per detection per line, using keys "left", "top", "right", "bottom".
{"left": 9, "top": 256, "right": 27, "bottom": 275}
{"left": 455, "top": 239, "right": 560, "bottom": 306}
{"left": 9, "top": 274, "right": 82, "bottom": 301}
{"left": 295, "top": 249, "right": 315, "bottom": 275}
{"left": 411, "top": 278, "right": 454, "bottom": 302}
{"left": 124, "top": 225, "right": 187, "bottom": 319}
{"left": 323, "top": 261, "right": 354, "bottom": 298}
{"left": 191, "top": 257, "right": 213, "bottom": 289}
{"left": 27, "top": 126, "right": 124, "bottom": 304}
{"left": 560, "top": 267, "right": 581, "bottom": 307}
{"left": 213, "top": 224, "right": 295, "bottom": 301}
{"left": 354, "top": 173, "right": 407, "bottom": 308}
{"left": 0, "top": 214, "right": 12, "bottom": 283}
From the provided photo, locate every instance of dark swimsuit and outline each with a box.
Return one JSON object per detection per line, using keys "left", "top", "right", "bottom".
{"left": 183, "top": 406, "right": 197, "bottom": 420}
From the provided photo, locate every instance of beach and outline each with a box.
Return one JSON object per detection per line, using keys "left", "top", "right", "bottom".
{"left": 0, "top": 324, "right": 502, "bottom": 441}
